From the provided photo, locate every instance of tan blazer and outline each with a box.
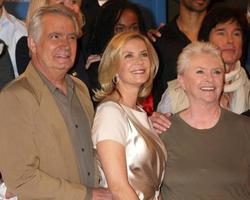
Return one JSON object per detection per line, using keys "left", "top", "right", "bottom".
{"left": 0, "top": 63, "right": 96, "bottom": 200}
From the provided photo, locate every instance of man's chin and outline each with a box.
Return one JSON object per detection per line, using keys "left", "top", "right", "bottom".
{"left": 55, "top": 62, "right": 73, "bottom": 69}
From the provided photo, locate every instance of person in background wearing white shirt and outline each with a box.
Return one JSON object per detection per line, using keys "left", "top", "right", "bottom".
{"left": 0, "top": 0, "right": 27, "bottom": 89}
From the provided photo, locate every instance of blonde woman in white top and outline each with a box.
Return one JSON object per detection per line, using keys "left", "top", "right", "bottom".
{"left": 92, "top": 32, "right": 167, "bottom": 200}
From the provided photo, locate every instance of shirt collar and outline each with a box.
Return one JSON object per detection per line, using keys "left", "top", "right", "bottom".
{"left": 38, "top": 70, "right": 74, "bottom": 95}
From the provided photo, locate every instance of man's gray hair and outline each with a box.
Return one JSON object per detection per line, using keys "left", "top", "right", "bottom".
{"left": 28, "top": 4, "right": 80, "bottom": 42}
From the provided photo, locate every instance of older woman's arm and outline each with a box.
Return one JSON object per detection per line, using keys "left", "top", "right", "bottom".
{"left": 97, "top": 140, "right": 139, "bottom": 200}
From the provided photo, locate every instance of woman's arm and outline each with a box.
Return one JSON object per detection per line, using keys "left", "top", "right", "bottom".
{"left": 97, "top": 140, "right": 139, "bottom": 200}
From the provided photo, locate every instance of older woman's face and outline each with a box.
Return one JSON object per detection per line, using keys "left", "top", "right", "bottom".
{"left": 209, "top": 20, "right": 242, "bottom": 72}
{"left": 178, "top": 52, "right": 224, "bottom": 105}
{"left": 117, "top": 38, "right": 150, "bottom": 89}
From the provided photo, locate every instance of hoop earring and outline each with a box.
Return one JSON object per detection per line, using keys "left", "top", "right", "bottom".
{"left": 112, "top": 74, "right": 119, "bottom": 85}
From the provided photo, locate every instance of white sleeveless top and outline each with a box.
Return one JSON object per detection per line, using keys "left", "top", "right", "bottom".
{"left": 92, "top": 101, "right": 166, "bottom": 199}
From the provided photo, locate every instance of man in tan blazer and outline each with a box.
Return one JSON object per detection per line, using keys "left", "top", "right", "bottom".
{"left": 0, "top": 5, "right": 111, "bottom": 200}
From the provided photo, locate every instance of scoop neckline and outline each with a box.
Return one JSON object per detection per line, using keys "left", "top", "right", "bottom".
{"left": 175, "top": 108, "right": 225, "bottom": 134}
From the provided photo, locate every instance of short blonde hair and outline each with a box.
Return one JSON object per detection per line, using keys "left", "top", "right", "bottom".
{"left": 28, "top": 4, "right": 80, "bottom": 42}
{"left": 94, "top": 32, "right": 159, "bottom": 102}
{"left": 177, "top": 41, "right": 224, "bottom": 75}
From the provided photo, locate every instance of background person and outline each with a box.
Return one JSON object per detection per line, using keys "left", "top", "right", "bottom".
{"left": 92, "top": 32, "right": 167, "bottom": 199}
{"left": 0, "top": 0, "right": 27, "bottom": 89}
{"left": 152, "top": 0, "right": 211, "bottom": 108}
{"left": 160, "top": 41, "right": 250, "bottom": 200}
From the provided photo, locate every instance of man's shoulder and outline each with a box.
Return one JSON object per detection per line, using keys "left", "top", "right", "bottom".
{"left": 1, "top": 75, "right": 36, "bottom": 100}
{"left": 71, "top": 76, "right": 88, "bottom": 90}
{"left": 70, "top": 75, "right": 91, "bottom": 98}
{"left": 70, "top": 75, "right": 94, "bottom": 116}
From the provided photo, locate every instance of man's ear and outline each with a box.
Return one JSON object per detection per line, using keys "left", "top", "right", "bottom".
{"left": 177, "top": 74, "right": 186, "bottom": 91}
{"left": 27, "top": 36, "right": 37, "bottom": 54}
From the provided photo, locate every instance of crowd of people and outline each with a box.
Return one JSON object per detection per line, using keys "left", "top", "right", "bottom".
{"left": 0, "top": 0, "right": 250, "bottom": 199}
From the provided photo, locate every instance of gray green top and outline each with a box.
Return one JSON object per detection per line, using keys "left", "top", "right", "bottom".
{"left": 160, "top": 109, "right": 250, "bottom": 200}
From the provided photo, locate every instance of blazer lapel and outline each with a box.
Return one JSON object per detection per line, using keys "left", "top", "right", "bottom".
{"left": 73, "top": 79, "right": 94, "bottom": 126}
{"left": 24, "top": 63, "right": 81, "bottom": 182}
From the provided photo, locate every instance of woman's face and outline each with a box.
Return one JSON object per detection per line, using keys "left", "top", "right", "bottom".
{"left": 114, "top": 9, "right": 140, "bottom": 34}
{"left": 178, "top": 52, "right": 224, "bottom": 105}
{"left": 209, "top": 20, "right": 242, "bottom": 72}
{"left": 117, "top": 38, "right": 150, "bottom": 90}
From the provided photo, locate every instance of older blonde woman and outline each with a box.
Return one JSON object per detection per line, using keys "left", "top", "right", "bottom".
{"left": 92, "top": 32, "right": 167, "bottom": 200}
{"left": 160, "top": 41, "right": 250, "bottom": 199}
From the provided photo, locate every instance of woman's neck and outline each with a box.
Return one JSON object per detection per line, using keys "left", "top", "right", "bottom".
{"left": 180, "top": 103, "right": 221, "bottom": 129}
{"left": 115, "top": 85, "right": 139, "bottom": 109}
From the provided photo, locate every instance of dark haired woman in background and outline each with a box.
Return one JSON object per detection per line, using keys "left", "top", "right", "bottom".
{"left": 86, "top": 0, "right": 147, "bottom": 100}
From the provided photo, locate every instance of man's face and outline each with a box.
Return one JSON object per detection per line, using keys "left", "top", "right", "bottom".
{"left": 29, "top": 13, "right": 77, "bottom": 78}
{"left": 209, "top": 20, "right": 242, "bottom": 71}
{"left": 181, "top": 0, "right": 210, "bottom": 13}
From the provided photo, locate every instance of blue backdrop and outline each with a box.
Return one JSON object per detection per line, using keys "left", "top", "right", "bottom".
{"left": 4, "top": 0, "right": 167, "bottom": 27}
{"left": 4, "top": 0, "right": 29, "bottom": 20}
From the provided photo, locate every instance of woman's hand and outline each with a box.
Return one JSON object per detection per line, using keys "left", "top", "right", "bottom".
{"left": 92, "top": 188, "right": 112, "bottom": 200}
{"left": 85, "top": 54, "right": 102, "bottom": 69}
{"left": 147, "top": 23, "right": 165, "bottom": 42}
{"left": 149, "top": 112, "right": 171, "bottom": 134}
{"left": 5, "top": 192, "right": 16, "bottom": 199}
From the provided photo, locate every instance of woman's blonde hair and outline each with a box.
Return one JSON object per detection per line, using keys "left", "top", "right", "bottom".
{"left": 94, "top": 32, "right": 159, "bottom": 102}
{"left": 177, "top": 41, "right": 224, "bottom": 75}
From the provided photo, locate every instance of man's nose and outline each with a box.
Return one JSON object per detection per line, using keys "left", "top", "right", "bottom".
{"left": 60, "top": 38, "right": 71, "bottom": 49}
{"left": 227, "top": 34, "right": 233, "bottom": 44}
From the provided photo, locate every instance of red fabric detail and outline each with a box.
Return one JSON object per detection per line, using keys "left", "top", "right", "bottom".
{"left": 140, "top": 94, "right": 154, "bottom": 116}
